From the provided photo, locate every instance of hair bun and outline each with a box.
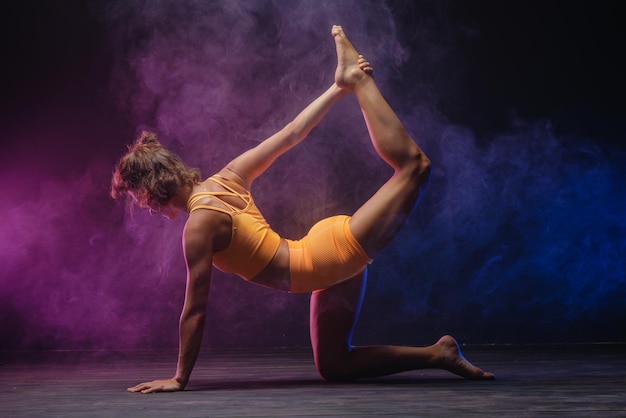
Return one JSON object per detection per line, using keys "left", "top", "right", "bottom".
{"left": 131, "top": 131, "right": 161, "bottom": 151}
{"left": 138, "top": 131, "right": 159, "bottom": 144}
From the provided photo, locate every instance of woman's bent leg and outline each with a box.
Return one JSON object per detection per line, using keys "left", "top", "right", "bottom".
{"left": 332, "top": 26, "right": 431, "bottom": 258}
{"left": 312, "top": 27, "right": 493, "bottom": 382}
{"left": 310, "top": 269, "right": 494, "bottom": 381}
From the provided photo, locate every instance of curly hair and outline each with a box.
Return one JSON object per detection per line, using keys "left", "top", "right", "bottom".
{"left": 111, "top": 131, "right": 201, "bottom": 207}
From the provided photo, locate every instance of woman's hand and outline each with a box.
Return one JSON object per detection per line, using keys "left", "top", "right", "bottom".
{"left": 127, "top": 378, "right": 184, "bottom": 394}
{"left": 358, "top": 54, "right": 373, "bottom": 75}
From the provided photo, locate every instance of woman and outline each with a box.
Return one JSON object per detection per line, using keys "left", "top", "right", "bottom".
{"left": 113, "top": 26, "right": 494, "bottom": 393}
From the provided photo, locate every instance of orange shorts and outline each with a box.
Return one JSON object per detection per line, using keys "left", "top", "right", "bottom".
{"left": 287, "top": 215, "right": 372, "bottom": 293}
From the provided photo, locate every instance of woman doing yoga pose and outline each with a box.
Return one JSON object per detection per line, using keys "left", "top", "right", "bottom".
{"left": 112, "top": 25, "right": 494, "bottom": 393}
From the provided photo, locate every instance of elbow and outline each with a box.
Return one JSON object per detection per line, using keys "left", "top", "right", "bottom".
{"left": 180, "top": 307, "right": 207, "bottom": 323}
{"left": 282, "top": 122, "right": 300, "bottom": 145}
{"left": 179, "top": 311, "right": 206, "bottom": 332}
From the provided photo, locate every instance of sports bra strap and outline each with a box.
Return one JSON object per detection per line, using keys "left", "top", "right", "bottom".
{"left": 187, "top": 175, "right": 252, "bottom": 214}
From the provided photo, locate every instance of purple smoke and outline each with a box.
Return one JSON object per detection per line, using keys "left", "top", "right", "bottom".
{"left": 1, "top": 0, "right": 624, "bottom": 351}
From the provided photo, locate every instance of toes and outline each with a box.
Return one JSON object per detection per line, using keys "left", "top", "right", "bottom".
{"left": 481, "top": 371, "right": 496, "bottom": 380}
{"left": 331, "top": 25, "right": 344, "bottom": 37}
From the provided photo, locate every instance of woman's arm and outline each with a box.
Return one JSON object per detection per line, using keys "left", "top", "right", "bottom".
{"left": 127, "top": 216, "right": 214, "bottom": 394}
{"left": 173, "top": 220, "right": 213, "bottom": 388}
{"left": 225, "top": 83, "right": 348, "bottom": 186}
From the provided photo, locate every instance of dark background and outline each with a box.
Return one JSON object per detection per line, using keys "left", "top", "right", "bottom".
{"left": 1, "top": 0, "right": 624, "bottom": 351}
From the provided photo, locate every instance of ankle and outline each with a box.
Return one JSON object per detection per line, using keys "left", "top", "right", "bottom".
{"left": 348, "top": 73, "right": 374, "bottom": 92}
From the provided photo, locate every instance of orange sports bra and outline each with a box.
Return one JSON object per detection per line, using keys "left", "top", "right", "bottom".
{"left": 186, "top": 174, "right": 281, "bottom": 280}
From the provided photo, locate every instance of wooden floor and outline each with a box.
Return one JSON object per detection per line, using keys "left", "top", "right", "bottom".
{"left": 1, "top": 344, "right": 625, "bottom": 417}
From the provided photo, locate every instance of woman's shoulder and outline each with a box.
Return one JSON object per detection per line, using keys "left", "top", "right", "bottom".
{"left": 212, "top": 166, "right": 251, "bottom": 192}
{"left": 184, "top": 205, "right": 232, "bottom": 249}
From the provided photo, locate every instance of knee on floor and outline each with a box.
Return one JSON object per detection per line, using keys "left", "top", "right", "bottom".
{"left": 314, "top": 353, "right": 354, "bottom": 382}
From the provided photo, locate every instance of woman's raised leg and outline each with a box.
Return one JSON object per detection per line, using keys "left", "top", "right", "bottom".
{"left": 332, "top": 25, "right": 431, "bottom": 258}
{"left": 310, "top": 269, "right": 494, "bottom": 381}
{"left": 309, "top": 27, "right": 494, "bottom": 381}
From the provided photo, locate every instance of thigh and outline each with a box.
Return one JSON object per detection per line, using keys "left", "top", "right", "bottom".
{"left": 350, "top": 169, "right": 428, "bottom": 258}
{"left": 309, "top": 269, "right": 367, "bottom": 363}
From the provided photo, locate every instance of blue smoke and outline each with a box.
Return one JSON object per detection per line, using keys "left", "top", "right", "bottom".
{"left": 365, "top": 118, "right": 626, "bottom": 343}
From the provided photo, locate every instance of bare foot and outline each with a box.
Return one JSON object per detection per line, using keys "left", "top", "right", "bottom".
{"left": 434, "top": 335, "right": 495, "bottom": 380}
{"left": 332, "top": 25, "right": 372, "bottom": 90}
